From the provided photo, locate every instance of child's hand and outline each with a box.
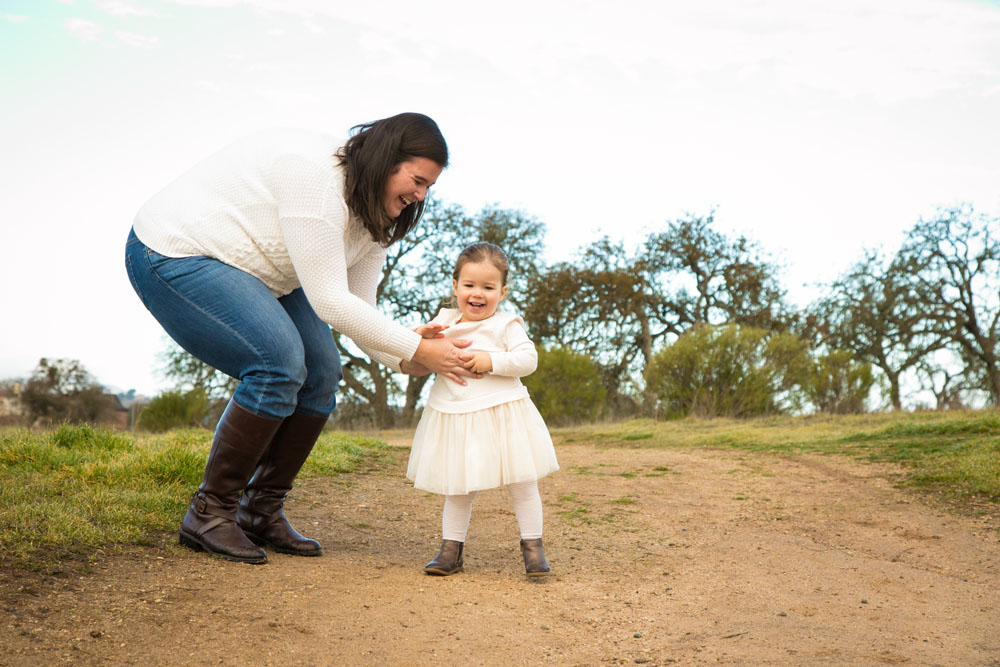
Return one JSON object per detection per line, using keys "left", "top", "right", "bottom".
{"left": 414, "top": 323, "right": 448, "bottom": 339}
{"left": 463, "top": 350, "right": 493, "bottom": 374}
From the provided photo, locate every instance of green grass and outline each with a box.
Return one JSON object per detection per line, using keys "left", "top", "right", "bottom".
{"left": 0, "top": 424, "right": 388, "bottom": 572}
{"left": 556, "top": 410, "right": 1000, "bottom": 503}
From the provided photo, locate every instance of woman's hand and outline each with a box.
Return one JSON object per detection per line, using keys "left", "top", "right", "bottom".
{"left": 463, "top": 351, "right": 493, "bottom": 374}
{"left": 412, "top": 336, "right": 481, "bottom": 385}
{"left": 399, "top": 358, "right": 431, "bottom": 377}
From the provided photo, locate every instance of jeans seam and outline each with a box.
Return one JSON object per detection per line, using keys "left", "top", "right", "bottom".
{"left": 141, "top": 251, "right": 274, "bottom": 416}
{"left": 125, "top": 253, "right": 146, "bottom": 306}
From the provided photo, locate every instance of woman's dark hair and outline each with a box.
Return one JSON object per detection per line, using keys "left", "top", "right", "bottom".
{"left": 336, "top": 112, "right": 448, "bottom": 246}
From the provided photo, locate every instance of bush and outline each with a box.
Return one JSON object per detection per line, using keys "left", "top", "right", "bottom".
{"left": 804, "top": 349, "right": 876, "bottom": 414}
{"left": 523, "top": 347, "right": 606, "bottom": 425}
{"left": 644, "top": 324, "right": 809, "bottom": 419}
{"left": 137, "top": 388, "right": 210, "bottom": 432}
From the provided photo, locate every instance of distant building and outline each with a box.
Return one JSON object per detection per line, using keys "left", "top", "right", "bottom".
{"left": 106, "top": 393, "right": 130, "bottom": 430}
{"left": 0, "top": 383, "right": 25, "bottom": 417}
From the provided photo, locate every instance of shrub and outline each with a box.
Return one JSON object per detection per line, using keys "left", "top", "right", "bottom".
{"left": 644, "top": 324, "right": 809, "bottom": 419}
{"left": 137, "top": 388, "right": 209, "bottom": 432}
{"left": 804, "top": 349, "right": 876, "bottom": 414}
{"left": 523, "top": 346, "right": 606, "bottom": 425}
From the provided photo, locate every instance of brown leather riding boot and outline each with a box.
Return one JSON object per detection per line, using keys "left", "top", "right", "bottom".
{"left": 424, "top": 539, "right": 464, "bottom": 576}
{"left": 179, "top": 401, "right": 283, "bottom": 564}
{"left": 520, "top": 538, "right": 551, "bottom": 577}
{"left": 236, "top": 411, "right": 328, "bottom": 556}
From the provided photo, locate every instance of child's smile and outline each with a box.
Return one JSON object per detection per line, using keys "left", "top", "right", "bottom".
{"left": 453, "top": 260, "right": 508, "bottom": 322}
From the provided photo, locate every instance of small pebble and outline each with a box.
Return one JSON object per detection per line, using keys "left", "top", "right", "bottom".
{"left": 778, "top": 611, "right": 788, "bottom": 617}
{"left": 633, "top": 632, "right": 643, "bottom": 638}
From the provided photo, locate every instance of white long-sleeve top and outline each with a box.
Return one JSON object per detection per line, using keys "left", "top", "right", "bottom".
{"left": 132, "top": 128, "right": 421, "bottom": 371}
{"left": 425, "top": 308, "right": 537, "bottom": 414}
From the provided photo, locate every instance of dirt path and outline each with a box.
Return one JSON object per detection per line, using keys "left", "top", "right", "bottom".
{"left": 2, "top": 437, "right": 999, "bottom": 666}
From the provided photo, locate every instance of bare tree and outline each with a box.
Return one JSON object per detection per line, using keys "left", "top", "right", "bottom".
{"left": 525, "top": 212, "right": 789, "bottom": 414}
{"left": 810, "top": 248, "right": 947, "bottom": 410}
{"left": 897, "top": 205, "right": 1000, "bottom": 404}
{"left": 20, "top": 358, "right": 116, "bottom": 425}
{"left": 643, "top": 211, "right": 788, "bottom": 332}
{"left": 160, "top": 342, "right": 239, "bottom": 400}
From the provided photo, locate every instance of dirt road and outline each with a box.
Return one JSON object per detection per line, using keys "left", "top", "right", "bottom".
{"left": 2, "top": 437, "right": 999, "bottom": 665}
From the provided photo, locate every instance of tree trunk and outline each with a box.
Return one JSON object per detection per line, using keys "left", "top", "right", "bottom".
{"left": 401, "top": 374, "right": 432, "bottom": 426}
{"left": 885, "top": 369, "right": 903, "bottom": 411}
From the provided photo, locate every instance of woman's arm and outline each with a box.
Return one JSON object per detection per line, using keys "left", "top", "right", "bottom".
{"left": 273, "top": 155, "right": 477, "bottom": 381}
{"left": 273, "top": 155, "right": 422, "bottom": 363}
{"left": 283, "top": 214, "right": 423, "bottom": 362}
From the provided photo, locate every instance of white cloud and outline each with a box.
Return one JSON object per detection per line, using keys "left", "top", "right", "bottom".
{"left": 301, "top": 19, "right": 323, "bottom": 34}
{"left": 94, "top": 1, "right": 162, "bottom": 17}
{"left": 1, "top": 14, "right": 29, "bottom": 23}
{"left": 115, "top": 30, "right": 160, "bottom": 47}
{"left": 357, "top": 28, "right": 404, "bottom": 59}
{"left": 194, "top": 80, "right": 225, "bottom": 93}
{"left": 161, "top": 0, "right": 242, "bottom": 6}
{"left": 65, "top": 17, "right": 101, "bottom": 41}
{"left": 245, "top": 62, "right": 279, "bottom": 73}
{"left": 148, "top": 0, "right": 999, "bottom": 105}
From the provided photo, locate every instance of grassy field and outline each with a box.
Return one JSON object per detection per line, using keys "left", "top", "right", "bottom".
{"left": 0, "top": 424, "right": 388, "bottom": 572}
{"left": 1, "top": 410, "right": 997, "bottom": 573}
{"left": 559, "top": 409, "right": 1000, "bottom": 502}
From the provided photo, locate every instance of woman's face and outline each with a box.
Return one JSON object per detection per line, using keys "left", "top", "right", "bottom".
{"left": 383, "top": 157, "right": 443, "bottom": 219}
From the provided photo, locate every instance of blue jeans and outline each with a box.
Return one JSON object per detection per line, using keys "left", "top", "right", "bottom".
{"left": 125, "top": 228, "right": 341, "bottom": 420}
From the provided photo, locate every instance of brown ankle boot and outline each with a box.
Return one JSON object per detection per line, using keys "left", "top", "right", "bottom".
{"left": 520, "top": 538, "right": 550, "bottom": 577}
{"left": 237, "top": 411, "right": 327, "bottom": 556}
{"left": 179, "top": 401, "right": 283, "bottom": 564}
{"left": 424, "top": 539, "right": 464, "bottom": 576}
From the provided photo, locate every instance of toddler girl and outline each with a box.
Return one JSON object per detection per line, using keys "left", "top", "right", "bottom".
{"left": 406, "top": 242, "right": 559, "bottom": 577}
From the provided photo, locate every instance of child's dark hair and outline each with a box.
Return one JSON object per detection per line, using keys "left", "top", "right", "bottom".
{"left": 453, "top": 242, "right": 510, "bottom": 286}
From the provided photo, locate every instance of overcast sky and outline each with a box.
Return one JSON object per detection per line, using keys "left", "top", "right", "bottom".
{"left": 2, "top": 0, "right": 999, "bottom": 396}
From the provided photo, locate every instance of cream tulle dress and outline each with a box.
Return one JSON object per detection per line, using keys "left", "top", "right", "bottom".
{"left": 406, "top": 308, "right": 559, "bottom": 496}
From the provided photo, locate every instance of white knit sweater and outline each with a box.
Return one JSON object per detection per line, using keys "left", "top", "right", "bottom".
{"left": 132, "top": 128, "right": 421, "bottom": 371}
{"left": 424, "top": 308, "right": 537, "bottom": 414}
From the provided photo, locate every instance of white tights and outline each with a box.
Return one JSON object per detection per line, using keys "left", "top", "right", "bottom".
{"left": 441, "top": 480, "right": 543, "bottom": 542}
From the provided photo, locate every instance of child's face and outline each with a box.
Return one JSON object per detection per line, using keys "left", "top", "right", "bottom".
{"left": 453, "top": 260, "right": 507, "bottom": 322}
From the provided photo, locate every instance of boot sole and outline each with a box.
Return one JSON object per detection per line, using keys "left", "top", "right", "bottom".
{"left": 424, "top": 566, "right": 464, "bottom": 576}
{"left": 525, "top": 570, "right": 551, "bottom": 578}
{"left": 243, "top": 531, "right": 323, "bottom": 557}
{"left": 179, "top": 531, "right": 268, "bottom": 565}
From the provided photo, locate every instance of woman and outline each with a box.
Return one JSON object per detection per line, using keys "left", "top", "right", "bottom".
{"left": 125, "top": 112, "right": 474, "bottom": 564}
